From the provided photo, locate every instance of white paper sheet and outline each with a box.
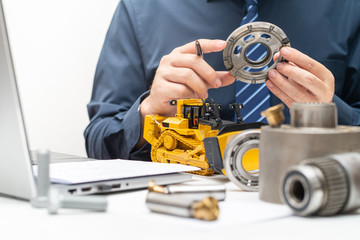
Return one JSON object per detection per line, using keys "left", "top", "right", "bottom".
{"left": 33, "top": 159, "right": 200, "bottom": 184}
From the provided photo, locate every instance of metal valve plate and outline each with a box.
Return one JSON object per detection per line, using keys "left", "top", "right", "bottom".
{"left": 223, "top": 22, "right": 290, "bottom": 84}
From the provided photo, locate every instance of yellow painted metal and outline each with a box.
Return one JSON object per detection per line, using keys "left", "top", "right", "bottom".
{"left": 143, "top": 99, "right": 259, "bottom": 176}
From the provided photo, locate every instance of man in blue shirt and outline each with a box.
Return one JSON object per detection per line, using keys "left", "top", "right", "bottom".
{"left": 85, "top": 0, "right": 360, "bottom": 160}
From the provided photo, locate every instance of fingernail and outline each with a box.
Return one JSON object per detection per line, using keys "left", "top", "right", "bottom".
{"left": 217, "top": 40, "right": 227, "bottom": 47}
{"left": 281, "top": 47, "right": 290, "bottom": 56}
{"left": 215, "top": 78, "right": 222, "bottom": 88}
{"left": 276, "top": 63, "right": 284, "bottom": 70}
{"left": 266, "top": 80, "right": 274, "bottom": 88}
{"left": 268, "top": 69, "right": 276, "bottom": 79}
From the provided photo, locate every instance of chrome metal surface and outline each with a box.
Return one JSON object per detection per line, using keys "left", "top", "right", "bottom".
{"left": 259, "top": 125, "right": 360, "bottom": 204}
{"left": 291, "top": 102, "right": 337, "bottom": 128}
{"left": 282, "top": 152, "right": 360, "bottom": 216}
{"left": 223, "top": 22, "right": 290, "bottom": 84}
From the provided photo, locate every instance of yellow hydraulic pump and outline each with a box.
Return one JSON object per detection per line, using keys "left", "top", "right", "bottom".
{"left": 143, "top": 99, "right": 264, "bottom": 190}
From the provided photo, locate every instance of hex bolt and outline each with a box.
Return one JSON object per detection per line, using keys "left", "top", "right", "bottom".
{"left": 30, "top": 149, "right": 50, "bottom": 208}
{"left": 47, "top": 187, "right": 108, "bottom": 214}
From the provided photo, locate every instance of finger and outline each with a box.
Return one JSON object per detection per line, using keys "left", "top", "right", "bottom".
{"left": 166, "top": 81, "right": 200, "bottom": 99}
{"left": 268, "top": 69, "right": 316, "bottom": 102}
{"left": 216, "top": 71, "right": 235, "bottom": 87}
{"left": 174, "top": 39, "right": 227, "bottom": 54}
{"left": 276, "top": 62, "right": 327, "bottom": 97}
{"left": 266, "top": 79, "right": 295, "bottom": 108}
{"left": 273, "top": 52, "right": 280, "bottom": 62}
{"left": 171, "top": 54, "right": 220, "bottom": 88}
{"left": 280, "top": 47, "right": 333, "bottom": 83}
{"left": 162, "top": 66, "right": 209, "bottom": 99}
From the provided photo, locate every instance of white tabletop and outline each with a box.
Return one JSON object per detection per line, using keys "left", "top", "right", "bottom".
{"left": 1, "top": 175, "right": 359, "bottom": 240}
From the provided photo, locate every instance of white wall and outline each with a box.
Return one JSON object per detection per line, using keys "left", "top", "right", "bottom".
{"left": 3, "top": 0, "right": 119, "bottom": 157}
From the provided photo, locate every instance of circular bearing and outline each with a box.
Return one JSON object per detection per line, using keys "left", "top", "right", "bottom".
{"left": 223, "top": 22, "right": 290, "bottom": 84}
{"left": 223, "top": 129, "right": 261, "bottom": 191}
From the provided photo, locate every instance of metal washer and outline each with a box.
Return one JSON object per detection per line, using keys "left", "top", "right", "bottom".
{"left": 223, "top": 21, "right": 290, "bottom": 84}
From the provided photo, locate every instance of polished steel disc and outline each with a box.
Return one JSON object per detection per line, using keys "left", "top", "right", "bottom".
{"left": 223, "top": 22, "right": 290, "bottom": 84}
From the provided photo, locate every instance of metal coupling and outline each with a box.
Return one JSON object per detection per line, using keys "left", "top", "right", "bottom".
{"left": 282, "top": 152, "right": 360, "bottom": 216}
{"left": 148, "top": 181, "right": 226, "bottom": 201}
{"left": 291, "top": 102, "right": 337, "bottom": 128}
{"left": 146, "top": 192, "right": 219, "bottom": 221}
{"left": 261, "top": 104, "right": 284, "bottom": 127}
{"left": 48, "top": 187, "right": 108, "bottom": 214}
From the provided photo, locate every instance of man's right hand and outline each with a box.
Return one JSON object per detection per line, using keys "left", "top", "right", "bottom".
{"left": 140, "top": 39, "right": 235, "bottom": 117}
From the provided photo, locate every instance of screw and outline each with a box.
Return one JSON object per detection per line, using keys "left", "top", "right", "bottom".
{"left": 47, "top": 187, "right": 108, "bottom": 214}
{"left": 30, "top": 149, "right": 50, "bottom": 208}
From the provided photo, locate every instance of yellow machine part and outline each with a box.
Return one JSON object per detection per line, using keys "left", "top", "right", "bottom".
{"left": 241, "top": 148, "right": 259, "bottom": 172}
{"left": 143, "top": 99, "right": 260, "bottom": 176}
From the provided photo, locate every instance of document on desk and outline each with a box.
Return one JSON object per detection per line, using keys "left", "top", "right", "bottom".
{"left": 33, "top": 159, "right": 200, "bottom": 184}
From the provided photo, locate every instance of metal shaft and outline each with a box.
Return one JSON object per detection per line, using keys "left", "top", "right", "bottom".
{"left": 37, "top": 149, "right": 50, "bottom": 197}
{"left": 30, "top": 149, "right": 50, "bottom": 208}
{"left": 148, "top": 181, "right": 226, "bottom": 201}
{"left": 146, "top": 192, "right": 219, "bottom": 221}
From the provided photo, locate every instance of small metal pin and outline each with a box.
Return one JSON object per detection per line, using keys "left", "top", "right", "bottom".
{"left": 195, "top": 40, "right": 203, "bottom": 59}
{"left": 47, "top": 187, "right": 108, "bottom": 214}
{"left": 146, "top": 192, "right": 219, "bottom": 221}
{"left": 30, "top": 149, "right": 50, "bottom": 208}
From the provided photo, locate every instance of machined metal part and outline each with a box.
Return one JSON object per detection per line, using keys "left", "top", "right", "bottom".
{"left": 261, "top": 104, "right": 284, "bottom": 128}
{"left": 291, "top": 102, "right": 337, "bottom": 128}
{"left": 223, "top": 21, "right": 290, "bottom": 84}
{"left": 30, "top": 149, "right": 50, "bottom": 208}
{"left": 148, "top": 181, "right": 226, "bottom": 201}
{"left": 259, "top": 103, "right": 360, "bottom": 204}
{"left": 146, "top": 192, "right": 219, "bottom": 221}
{"left": 47, "top": 187, "right": 108, "bottom": 214}
{"left": 282, "top": 152, "right": 360, "bottom": 216}
{"left": 223, "top": 129, "right": 261, "bottom": 191}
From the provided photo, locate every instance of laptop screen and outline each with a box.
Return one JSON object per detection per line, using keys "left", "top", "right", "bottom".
{"left": 0, "top": 0, "right": 36, "bottom": 200}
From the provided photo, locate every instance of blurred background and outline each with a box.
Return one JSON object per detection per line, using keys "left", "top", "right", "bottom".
{"left": 3, "top": 0, "right": 119, "bottom": 157}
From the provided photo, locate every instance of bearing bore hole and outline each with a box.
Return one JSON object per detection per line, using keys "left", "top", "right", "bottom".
{"left": 290, "top": 180, "right": 305, "bottom": 203}
{"left": 244, "top": 34, "right": 255, "bottom": 42}
{"left": 234, "top": 46, "right": 241, "bottom": 55}
{"left": 241, "top": 148, "right": 259, "bottom": 176}
{"left": 245, "top": 43, "right": 268, "bottom": 62}
{"left": 261, "top": 34, "right": 271, "bottom": 40}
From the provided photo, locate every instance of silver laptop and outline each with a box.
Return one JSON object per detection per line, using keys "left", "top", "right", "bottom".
{"left": 0, "top": 1, "right": 191, "bottom": 200}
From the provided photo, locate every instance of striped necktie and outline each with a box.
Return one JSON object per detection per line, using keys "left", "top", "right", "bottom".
{"left": 235, "top": 0, "right": 270, "bottom": 123}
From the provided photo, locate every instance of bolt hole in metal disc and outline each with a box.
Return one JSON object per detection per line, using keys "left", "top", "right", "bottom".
{"left": 223, "top": 22, "right": 290, "bottom": 84}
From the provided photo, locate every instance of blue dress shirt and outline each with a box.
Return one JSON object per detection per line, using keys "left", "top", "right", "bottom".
{"left": 85, "top": 0, "right": 360, "bottom": 160}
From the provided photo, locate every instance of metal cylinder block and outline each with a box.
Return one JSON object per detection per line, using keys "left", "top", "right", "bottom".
{"left": 259, "top": 103, "right": 360, "bottom": 204}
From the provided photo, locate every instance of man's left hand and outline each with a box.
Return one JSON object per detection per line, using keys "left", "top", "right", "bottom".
{"left": 266, "top": 47, "right": 335, "bottom": 109}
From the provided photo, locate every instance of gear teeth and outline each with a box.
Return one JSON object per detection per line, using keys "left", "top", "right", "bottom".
{"left": 304, "top": 158, "right": 349, "bottom": 216}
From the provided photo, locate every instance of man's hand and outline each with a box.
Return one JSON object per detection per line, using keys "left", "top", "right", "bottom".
{"left": 141, "top": 39, "right": 235, "bottom": 117}
{"left": 266, "top": 47, "right": 335, "bottom": 109}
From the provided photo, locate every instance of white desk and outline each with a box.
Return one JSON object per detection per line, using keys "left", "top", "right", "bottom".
{"left": 1, "top": 175, "right": 359, "bottom": 240}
